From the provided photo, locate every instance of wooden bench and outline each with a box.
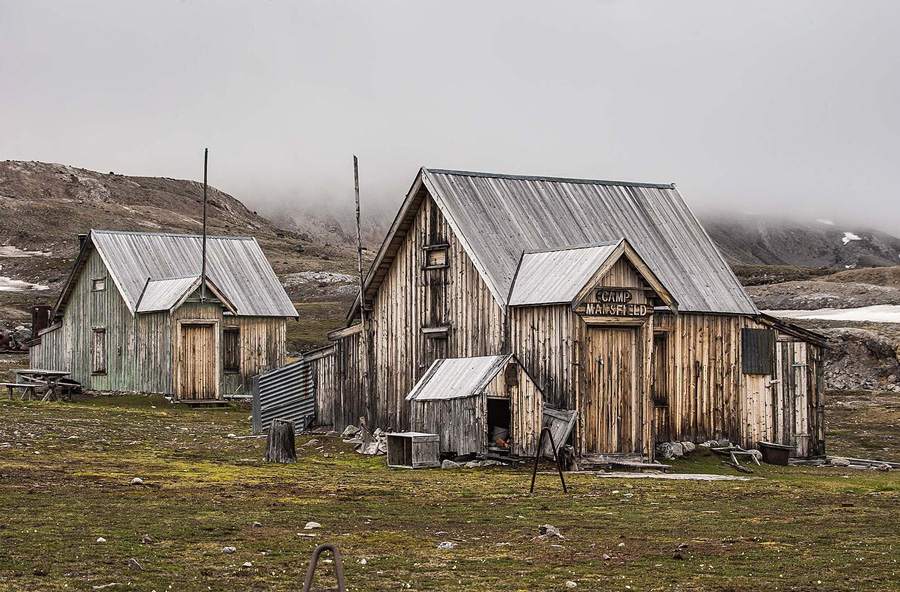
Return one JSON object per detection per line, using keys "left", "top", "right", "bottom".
{"left": 0, "top": 382, "right": 40, "bottom": 401}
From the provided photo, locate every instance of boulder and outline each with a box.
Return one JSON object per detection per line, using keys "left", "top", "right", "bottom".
{"left": 681, "top": 441, "right": 696, "bottom": 454}
{"left": 441, "top": 460, "right": 461, "bottom": 469}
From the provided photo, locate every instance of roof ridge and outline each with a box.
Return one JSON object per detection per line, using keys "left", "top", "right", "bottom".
{"left": 424, "top": 168, "right": 676, "bottom": 190}
{"left": 522, "top": 240, "right": 623, "bottom": 255}
{"left": 90, "top": 229, "right": 255, "bottom": 241}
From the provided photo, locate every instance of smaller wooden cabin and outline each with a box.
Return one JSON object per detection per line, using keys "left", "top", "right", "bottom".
{"left": 29, "top": 230, "right": 298, "bottom": 399}
{"left": 406, "top": 355, "right": 543, "bottom": 457}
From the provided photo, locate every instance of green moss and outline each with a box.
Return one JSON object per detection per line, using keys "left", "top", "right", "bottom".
{"left": 1, "top": 400, "right": 900, "bottom": 591}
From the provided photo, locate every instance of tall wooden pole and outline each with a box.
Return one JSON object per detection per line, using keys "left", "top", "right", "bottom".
{"left": 353, "top": 155, "right": 370, "bottom": 420}
{"left": 201, "top": 148, "right": 208, "bottom": 301}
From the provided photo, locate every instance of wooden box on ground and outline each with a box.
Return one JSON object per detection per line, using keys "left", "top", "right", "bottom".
{"left": 386, "top": 432, "right": 440, "bottom": 469}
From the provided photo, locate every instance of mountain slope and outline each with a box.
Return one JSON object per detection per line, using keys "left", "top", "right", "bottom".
{"left": 701, "top": 212, "right": 900, "bottom": 268}
{"left": 0, "top": 161, "right": 369, "bottom": 348}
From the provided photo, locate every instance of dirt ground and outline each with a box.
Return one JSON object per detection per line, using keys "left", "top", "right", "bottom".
{"left": 1, "top": 395, "right": 899, "bottom": 592}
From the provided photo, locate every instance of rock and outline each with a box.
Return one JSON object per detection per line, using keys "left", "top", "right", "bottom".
{"left": 441, "top": 460, "right": 461, "bottom": 469}
{"left": 341, "top": 425, "right": 360, "bottom": 438}
{"left": 359, "top": 558, "right": 367, "bottom": 565}
{"left": 657, "top": 442, "right": 675, "bottom": 459}
{"left": 875, "top": 463, "right": 892, "bottom": 472}
{"left": 304, "top": 521, "right": 321, "bottom": 530}
{"left": 749, "top": 449, "right": 763, "bottom": 461}
{"left": 127, "top": 558, "right": 143, "bottom": 571}
{"left": 130, "top": 477, "right": 144, "bottom": 486}
{"left": 242, "top": 562, "right": 253, "bottom": 568}
{"left": 302, "top": 439, "right": 319, "bottom": 447}
{"left": 96, "top": 537, "right": 107, "bottom": 543}
{"left": 830, "top": 457, "right": 851, "bottom": 467}
{"left": 222, "top": 546, "right": 237, "bottom": 554}
{"left": 140, "top": 534, "right": 153, "bottom": 544}
{"left": 538, "top": 524, "right": 562, "bottom": 538}
{"left": 566, "top": 581, "right": 578, "bottom": 588}
{"left": 252, "top": 521, "right": 262, "bottom": 528}
{"left": 717, "top": 439, "right": 732, "bottom": 448}
{"left": 464, "top": 459, "right": 503, "bottom": 468}
{"left": 602, "top": 553, "right": 611, "bottom": 560}
{"left": 681, "top": 441, "right": 696, "bottom": 454}
{"left": 438, "top": 541, "right": 455, "bottom": 549}
{"left": 671, "top": 442, "right": 684, "bottom": 457}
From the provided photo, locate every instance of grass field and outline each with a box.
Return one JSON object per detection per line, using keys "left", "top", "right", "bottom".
{"left": 1, "top": 396, "right": 899, "bottom": 592}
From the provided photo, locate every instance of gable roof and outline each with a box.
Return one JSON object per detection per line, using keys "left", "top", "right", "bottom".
{"left": 406, "top": 355, "right": 513, "bottom": 401}
{"left": 508, "top": 242, "right": 622, "bottom": 306}
{"left": 135, "top": 275, "right": 236, "bottom": 314}
{"left": 56, "top": 230, "right": 298, "bottom": 318}
{"left": 507, "top": 239, "right": 676, "bottom": 311}
{"left": 355, "top": 168, "right": 757, "bottom": 316}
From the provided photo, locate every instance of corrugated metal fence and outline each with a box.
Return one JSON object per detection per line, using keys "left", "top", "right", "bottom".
{"left": 252, "top": 359, "right": 315, "bottom": 434}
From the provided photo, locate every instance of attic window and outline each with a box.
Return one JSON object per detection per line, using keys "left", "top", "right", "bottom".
{"left": 421, "top": 325, "right": 450, "bottom": 339}
{"left": 92, "top": 277, "right": 106, "bottom": 292}
{"left": 741, "top": 328, "right": 775, "bottom": 375}
{"left": 423, "top": 244, "right": 450, "bottom": 269}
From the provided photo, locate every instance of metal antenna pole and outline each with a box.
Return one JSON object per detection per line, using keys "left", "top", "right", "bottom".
{"left": 201, "top": 148, "right": 208, "bottom": 301}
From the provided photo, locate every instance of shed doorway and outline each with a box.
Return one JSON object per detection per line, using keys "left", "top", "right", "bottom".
{"left": 177, "top": 322, "right": 219, "bottom": 400}
{"left": 582, "top": 326, "right": 643, "bottom": 454}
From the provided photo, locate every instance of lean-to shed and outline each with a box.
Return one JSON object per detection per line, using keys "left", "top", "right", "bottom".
{"left": 311, "top": 168, "right": 826, "bottom": 460}
{"left": 29, "top": 230, "right": 298, "bottom": 399}
{"left": 406, "top": 355, "right": 543, "bottom": 457}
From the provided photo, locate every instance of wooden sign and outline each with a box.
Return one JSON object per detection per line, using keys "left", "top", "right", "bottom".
{"left": 584, "top": 302, "right": 649, "bottom": 317}
{"left": 580, "top": 288, "right": 649, "bottom": 317}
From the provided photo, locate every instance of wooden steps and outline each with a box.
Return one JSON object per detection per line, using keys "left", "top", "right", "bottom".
{"left": 176, "top": 399, "right": 231, "bottom": 408}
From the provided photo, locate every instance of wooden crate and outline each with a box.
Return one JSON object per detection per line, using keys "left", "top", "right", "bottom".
{"left": 386, "top": 432, "right": 440, "bottom": 469}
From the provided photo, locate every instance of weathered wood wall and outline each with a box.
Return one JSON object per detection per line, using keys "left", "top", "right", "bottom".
{"left": 305, "top": 345, "right": 336, "bottom": 427}
{"left": 31, "top": 249, "right": 285, "bottom": 397}
{"left": 334, "top": 194, "right": 504, "bottom": 431}
{"left": 314, "top": 191, "right": 825, "bottom": 457}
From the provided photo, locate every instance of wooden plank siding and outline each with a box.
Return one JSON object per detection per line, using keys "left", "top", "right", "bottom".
{"left": 30, "top": 249, "right": 285, "bottom": 397}
{"left": 317, "top": 187, "right": 825, "bottom": 457}
{"left": 363, "top": 195, "right": 504, "bottom": 430}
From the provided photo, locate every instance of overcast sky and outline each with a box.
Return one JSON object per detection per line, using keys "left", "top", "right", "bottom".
{"left": 1, "top": 1, "right": 898, "bottom": 230}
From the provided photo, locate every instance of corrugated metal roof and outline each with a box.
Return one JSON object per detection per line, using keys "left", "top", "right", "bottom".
{"left": 90, "top": 230, "right": 298, "bottom": 317}
{"left": 406, "top": 355, "right": 512, "bottom": 401}
{"left": 508, "top": 242, "right": 621, "bottom": 306}
{"left": 417, "top": 169, "right": 758, "bottom": 315}
{"left": 135, "top": 276, "right": 199, "bottom": 313}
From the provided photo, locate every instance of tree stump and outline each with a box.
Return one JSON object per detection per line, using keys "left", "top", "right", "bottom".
{"left": 264, "top": 419, "right": 297, "bottom": 463}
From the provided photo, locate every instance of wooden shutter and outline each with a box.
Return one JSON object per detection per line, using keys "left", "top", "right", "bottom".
{"left": 741, "top": 328, "right": 775, "bottom": 375}
{"left": 223, "top": 327, "right": 240, "bottom": 372}
{"left": 91, "top": 328, "right": 107, "bottom": 375}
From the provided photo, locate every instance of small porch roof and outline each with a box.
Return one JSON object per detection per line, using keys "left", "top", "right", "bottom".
{"left": 406, "top": 355, "right": 513, "bottom": 401}
{"left": 135, "top": 275, "right": 235, "bottom": 314}
{"left": 507, "top": 238, "right": 678, "bottom": 310}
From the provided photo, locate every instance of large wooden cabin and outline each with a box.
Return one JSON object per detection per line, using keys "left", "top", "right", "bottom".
{"left": 29, "top": 230, "right": 298, "bottom": 400}
{"left": 311, "top": 169, "right": 826, "bottom": 459}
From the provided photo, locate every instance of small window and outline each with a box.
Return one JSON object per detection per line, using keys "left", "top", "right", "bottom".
{"left": 91, "top": 328, "right": 107, "bottom": 375}
{"left": 741, "top": 328, "right": 775, "bottom": 375}
{"left": 92, "top": 277, "right": 106, "bottom": 292}
{"left": 423, "top": 245, "right": 450, "bottom": 269}
{"left": 224, "top": 327, "right": 240, "bottom": 372}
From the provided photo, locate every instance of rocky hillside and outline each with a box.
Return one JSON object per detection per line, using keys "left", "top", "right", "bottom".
{"left": 701, "top": 212, "right": 900, "bottom": 268}
{"left": 0, "top": 161, "right": 373, "bottom": 349}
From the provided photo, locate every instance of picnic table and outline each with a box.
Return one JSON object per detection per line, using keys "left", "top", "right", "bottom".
{"left": 14, "top": 369, "right": 72, "bottom": 402}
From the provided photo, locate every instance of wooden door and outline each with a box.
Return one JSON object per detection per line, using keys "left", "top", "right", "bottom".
{"left": 583, "top": 327, "right": 642, "bottom": 454}
{"left": 178, "top": 323, "right": 217, "bottom": 400}
{"left": 652, "top": 332, "right": 671, "bottom": 444}
{"left": 773, "top": 341, "right": 810, "bottom": 456}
